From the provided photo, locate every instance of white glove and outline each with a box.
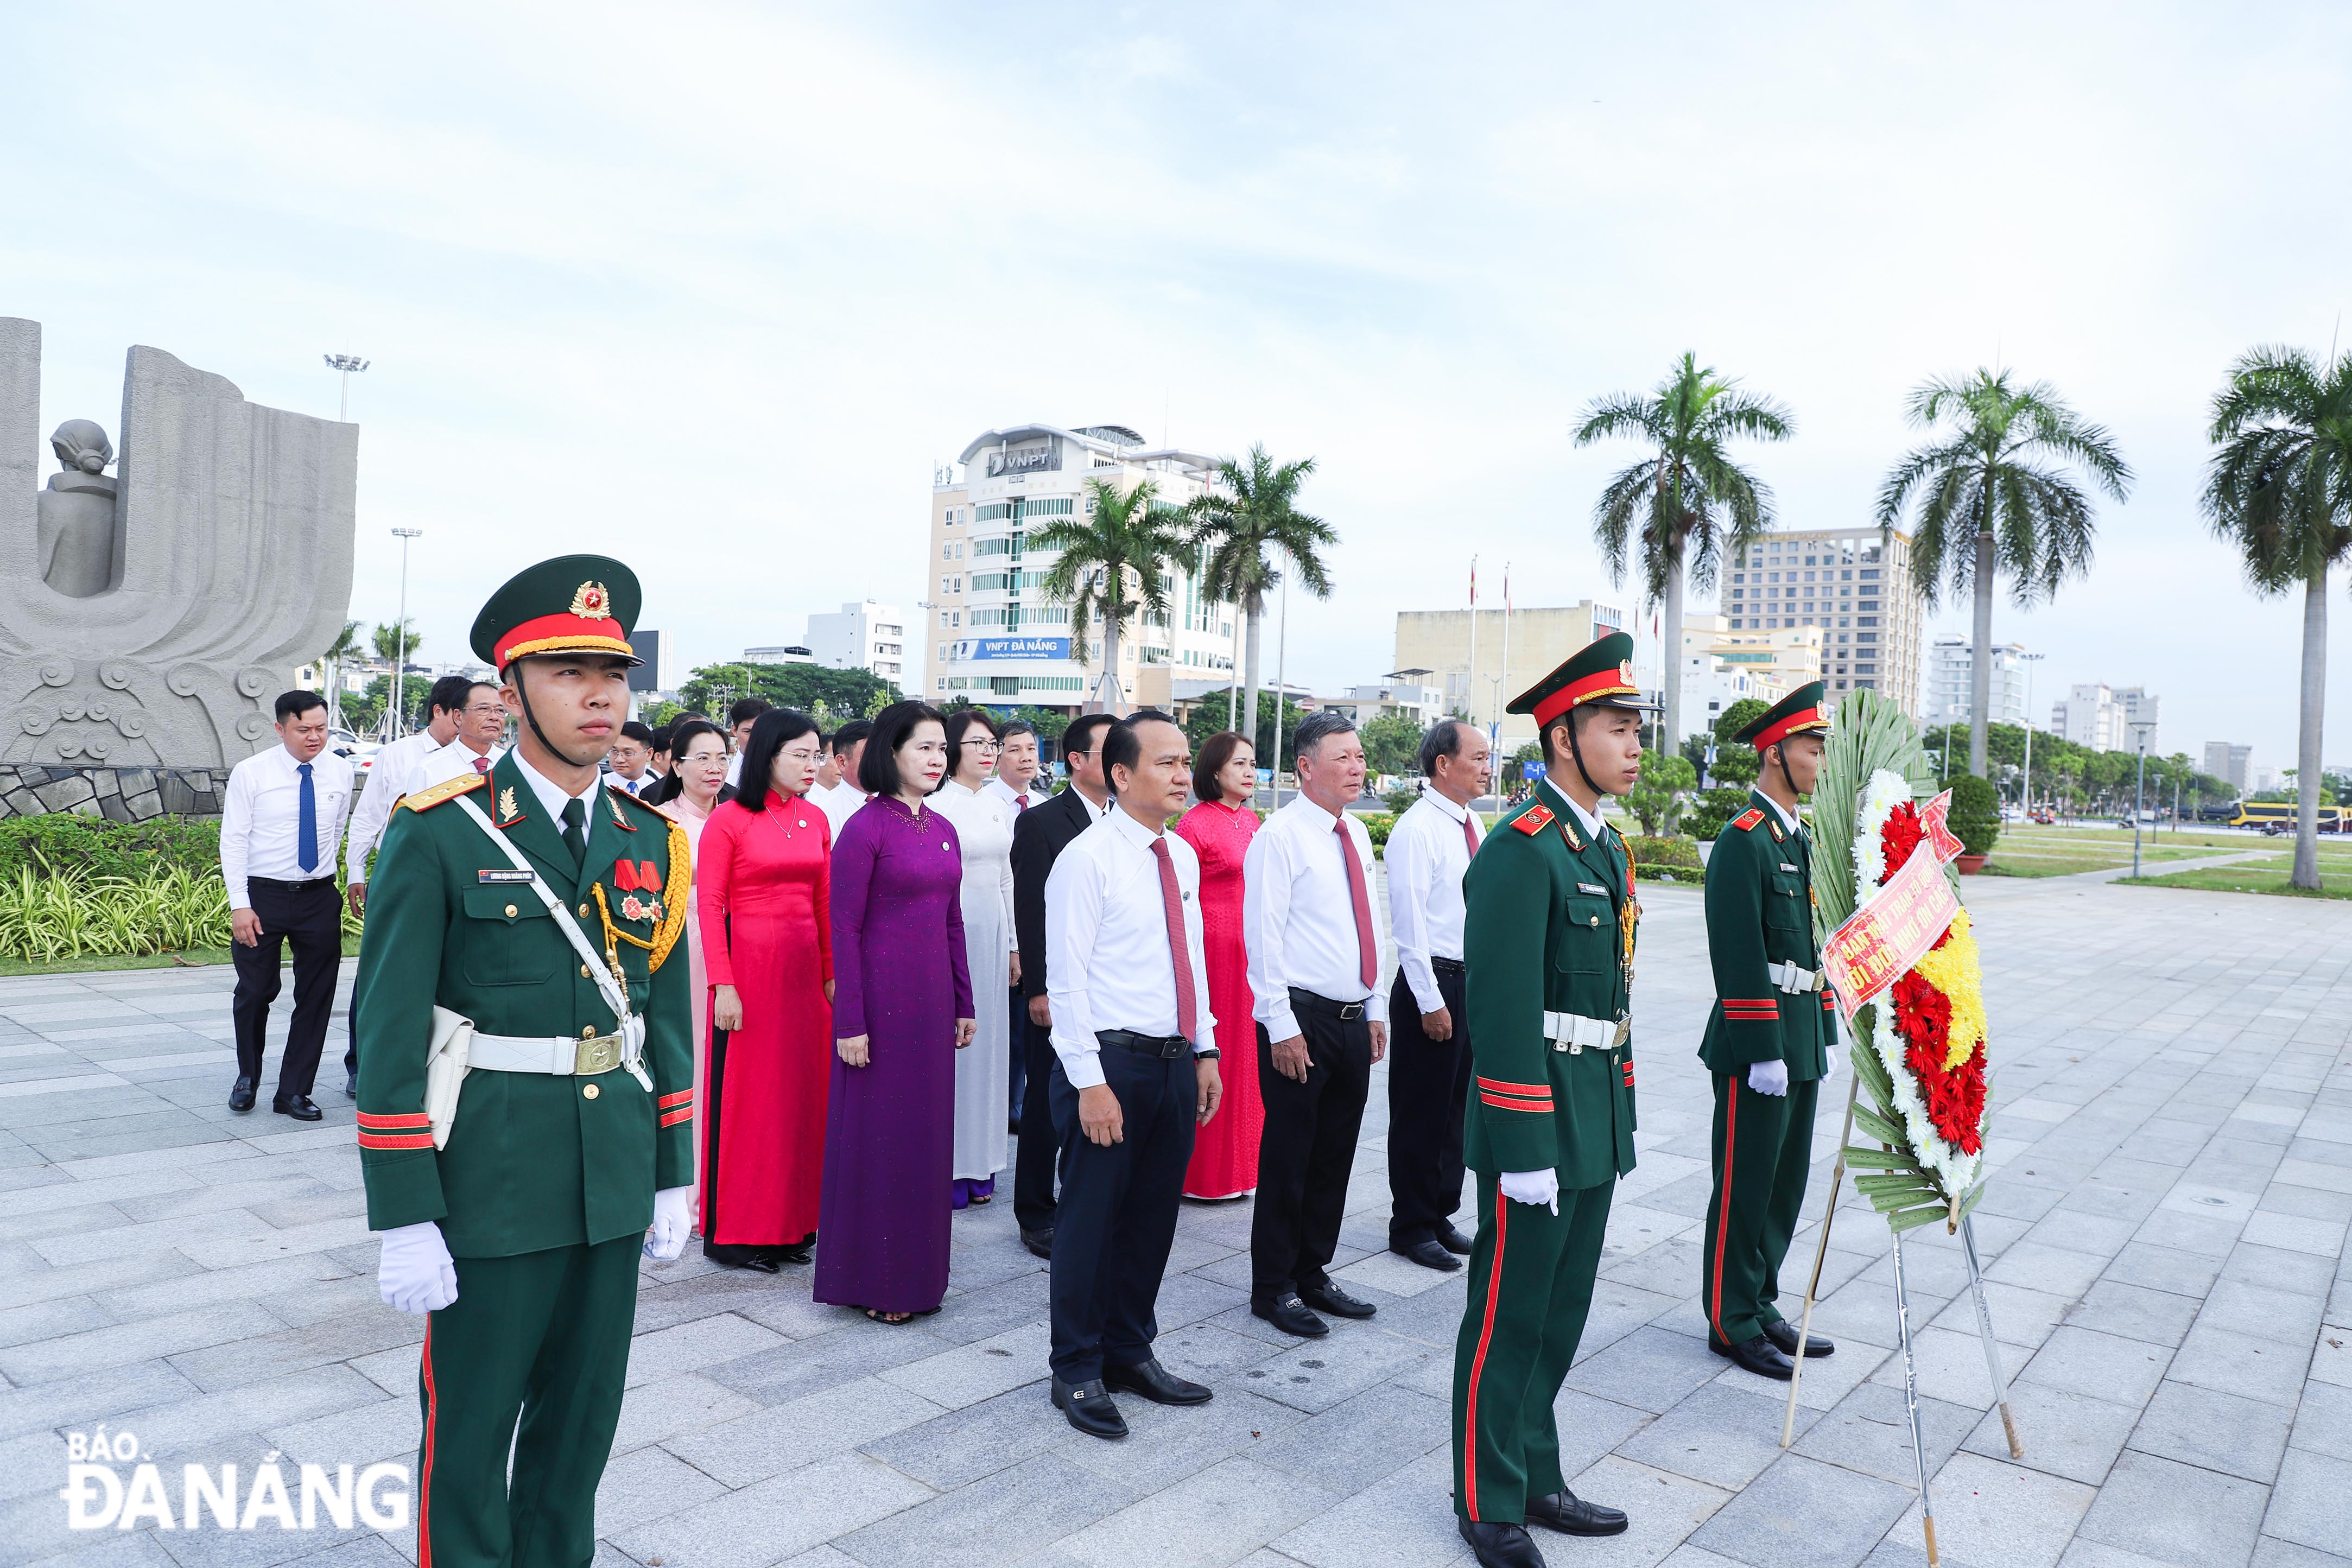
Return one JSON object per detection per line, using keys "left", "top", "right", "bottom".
{"left": 1748, "top": 1059, "right": 1790, "bottom": 1096}
{"left": 644, "top": 1185, "right": 694, "bottom": 1261}
{"left": 1498, "top": 1169, "right": 1560, "bottom": 1215}
{"left": 1822, "top": 1044, "right": 1839, "bottom": 1083}
{"left": 378, "top": 1222, "right": 458, "bottom": 1315}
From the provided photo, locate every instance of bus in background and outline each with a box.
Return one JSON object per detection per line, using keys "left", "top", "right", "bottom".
{"left": 2229, "top": 801, "right": 2346, "bottom": 835}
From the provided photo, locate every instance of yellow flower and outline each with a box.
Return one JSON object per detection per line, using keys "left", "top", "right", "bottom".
{"left": 1912, "top": 909, "right": 1986, "bottom": 1070}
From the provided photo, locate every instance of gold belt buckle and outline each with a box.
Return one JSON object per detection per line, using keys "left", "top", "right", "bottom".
{"left": 1610, "top": 1015, "right": 1631, "bottom": 1052}
{"left": 573, "top": 1034, "right": 622, "bottom": 1075}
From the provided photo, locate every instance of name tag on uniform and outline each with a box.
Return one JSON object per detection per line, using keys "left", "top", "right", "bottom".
{"left": 1577, "top": 882, "right": 1607, "bottom": 896}
{"left": 477, "top": 869, "right": 535, "bottom": 884}
{"left": 1778, "top": 863, "right": 1797, "bottom": 873}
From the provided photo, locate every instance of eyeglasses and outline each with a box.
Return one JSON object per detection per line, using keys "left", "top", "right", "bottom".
{"left": 960, "top": 738, "right": 1001, "bottom": 752}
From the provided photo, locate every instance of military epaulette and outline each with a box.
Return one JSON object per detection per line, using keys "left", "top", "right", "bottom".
{"left": 1512, "top": 804, "right": 1555, "bottom": 835}
{"left": 1732, "top": 808, "right": 1766, "bottom": 831}
{"left": 603, "top": 780, "right": 662, "bottom": 831}
{"left": 400, "top": 772, "right": 490, "bottom": 813}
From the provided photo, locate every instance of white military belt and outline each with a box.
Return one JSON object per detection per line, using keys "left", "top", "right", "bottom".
{"left": 1542, "top": 1011, "right": 1630, "bottom": 1055}
{"left": 1768, "top": 961, "right": 1824, "bottom": 994}
{"left": 467, "top": 1031, "right": 629, "bottom": 1076}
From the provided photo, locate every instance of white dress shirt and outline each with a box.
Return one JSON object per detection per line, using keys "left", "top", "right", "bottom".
{"left": 606, "top": 769, "right": 655, "bottom": 797}
{"left": 1386, "top": 790, "right": 1483, "bottom": 1015}
{"left": 1540, "top": 775, "right": 1607, "bottom": 842}
{"left": 815, "top": 779, "right": 868, "bottom": 841}
{"left": 220, "top": 744, "right": 356, "bottom": 907}
{"left": 511, "top": 749, "right": 605, "bottom": 823}
{"left": 1757, "top": 789, "right": 1801, "bottom": 836}
{"left": 982, "top": 776, "right": 1046, "bottom": 815}
{"left": 1244, "top": 794, "right": 1388, "bottom": 1039}
{"left": 1044, "top": 807, "right": 1216, "bottom": 1090}
{"left": 345, "top": 730, "right": 440, "bottom": 878}
{"left": 418, "top": 737, "right": 500, "bottom": 791}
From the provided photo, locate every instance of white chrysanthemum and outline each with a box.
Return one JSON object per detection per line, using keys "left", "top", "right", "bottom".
{"left": 1851, "top": 769, "right": 1910, "bottom": 907}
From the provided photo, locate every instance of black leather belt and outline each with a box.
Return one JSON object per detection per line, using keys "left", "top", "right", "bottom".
{"left": 250, "top": 875, "right": 335, "bottom": 892}
{"left": 1096, "top": 1029, "right": 1191, "bottom": 1059}
{"left": 1290, "top": 987, "right": 1368, "bottom": 1022}
{"left": 1430, "top": 957, "right": 1466, "bottom": 976}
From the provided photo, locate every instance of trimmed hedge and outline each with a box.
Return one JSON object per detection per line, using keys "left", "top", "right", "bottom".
{"left": 1625, "top": 835, "right": 1705, "bottom": 885}
{"left": 1947, "top": 773, "right": 2001, "bottom": 857}
{"left": 0, "top": 815, "right": 223, "bottom": 882}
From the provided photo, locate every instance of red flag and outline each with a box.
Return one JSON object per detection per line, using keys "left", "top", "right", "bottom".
{"left": 1469, "top": 555, "right": 1478, "bottom": 606}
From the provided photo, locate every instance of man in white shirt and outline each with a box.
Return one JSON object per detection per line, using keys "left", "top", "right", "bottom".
{"left": 814, "top": 717, "right": 874, "bottom": 841}
{"left": 605, "top": 721, "right": 656, "bottom": 795}
{"left": 1042, "top": 709, "right": 1222, "bottom": 1439}
{"left": 1243, "top": 709, "right": 1388, "bottom": 1337}
{"left": 221, "top": 690, "right": 355, "bottom": 1121}
{"left": 415, "top": 680, "right": 506, "bottom": 788}
{"left": 345, "top": 674, "right": 475, "bottom": 917}
{"left": 1385, "top": 719, "right": 1493, "bottom": 1273}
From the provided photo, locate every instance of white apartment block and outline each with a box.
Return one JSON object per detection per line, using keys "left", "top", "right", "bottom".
{"left": 806, "top": 601, "right": 906, "bottom": 684}
{"left": 925, "top": 424, "right": 1235, "bottom": 710}
{"left": 2203, "top": 741, "right": 2252, "bottom": 793}
{"left": 1717, "top": 527, "right": 1922, "bottom": 716}
{"left": 1925, "top": 636, "right": 2030, "bottom": 729}
{"left": 2053, "top": 683, "right": 2160, "bottom": 753}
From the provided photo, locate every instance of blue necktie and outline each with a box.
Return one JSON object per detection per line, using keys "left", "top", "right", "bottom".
{"left": 297, "top": 763, "right": 319, "bottom": 873}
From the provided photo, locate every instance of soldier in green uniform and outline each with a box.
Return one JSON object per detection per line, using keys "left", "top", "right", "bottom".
{"left": 1450, "top": 633, "right": 1649, "bottom": 1568}
{"left": 356, "top": 555, "right": 695, "bottom": 1568}
{"left": 1697, "top": 681, "right": 1840, "bottom": 1380}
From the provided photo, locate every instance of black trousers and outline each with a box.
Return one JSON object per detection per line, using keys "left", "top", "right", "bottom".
{"left": 1047, "top": 1045, "right": 1197, "bottom": 1383}
{"left": 1013, "top": 1001, "right": 1060, "bottom": 1235}
{"left": 1388, "top": 961, "right": 1473, "bottom": 1248}
{"left": 1251, "top": 988, "right": 1374, "bottom": 1307}
{"left": 231, "top": 877, "right": 341, "bottom": 1099}
{"left": 1006, "top": 985, "right": 1028, "bottom": 1122}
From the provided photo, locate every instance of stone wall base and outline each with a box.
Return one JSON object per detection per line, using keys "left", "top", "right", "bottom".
{"left": 0, "top": 764, "right": 236, "bottom": 823}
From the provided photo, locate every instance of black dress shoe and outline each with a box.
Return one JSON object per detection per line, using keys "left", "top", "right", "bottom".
{"left": 705, "top": 1242, "right": 781, "bottom": 1272}
{"left": 1764, "top": 1319, "right": 1834, "bottom": 1357}
{"left": 272, "top": 1094, "right": 322, "bottom": 1122}
{"left": 228, "top": 1075, "right": 256, "bottom": 1113}
{"left": 1252, "top": 1294, "right": 1329, "bottom": 1337}
{"left": 1437, "top": 1222, "right": 1474, "bottom": 1255}
{"left": 1020, "top": 1228, "right": 1054, "bottom": 1261}
{"left": 1526, "top": 1488, "right": 1629, "bottom": 1537}
{"left": 1711, "top": 1333, "right": 1796, "bottom": 1379}
{"left": 1457, "top": 1517, "right": 1547, "bottom": 1568}
{"left": 1299, "top": 1281, "right": 1377, "bottom": 1319}
{"left": 1104, "top": 1356, "right": 1212, "bottom": 1405}
{"left": 1393, "top": 1239, "right": 1463, "bottom": 1273}
{"left": 773, "top": 1242, "right": 812, "bottom": 1267}
{"left": 1051, "top": 1377, "right": 1128, "bottom": 1439}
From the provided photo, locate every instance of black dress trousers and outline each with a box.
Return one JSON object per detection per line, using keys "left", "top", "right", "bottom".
{"left": 231, "top": 877, "right": 342, "bottom": 1097}
{"left": 1387, "top": 958, "right": 1473, "bottom": 1248}
{"left": 1047, "top": 1043, "right": 1197, "bottom": 1384}
{"left": 1013, "top": 1004, "right": 1061, "bottom": 1235}
{"left": 1250, "top": 988, "right": 1374, "bottom": 1307}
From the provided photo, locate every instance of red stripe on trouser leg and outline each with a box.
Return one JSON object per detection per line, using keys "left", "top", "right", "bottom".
{"left": 418, "top": 1317, "right": 437, "bottom": 1567}
{"left": 1710, "top": 1077, "right": 1738, "bottom": 1342}
{"left": 1461, "top": 1192, "right": 1508, "bottom": 1521}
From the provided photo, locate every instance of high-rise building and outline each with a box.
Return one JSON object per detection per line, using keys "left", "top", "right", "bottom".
{"left": 2053, "top": 683, "right": 2159, "bottom": 752}
{"left": 1392, "top": 601, "right": 1626, "bottom": 750}
{"left": 806, "top": 601, "right": 906, "bottom": 684}
{"left": 924, "top": 424, "right": 1235, "bottom": 711}
{"left": 1924, "top": 636, "right": 2029, "bottom": 729}
{"left": 2203, "top": 741, "right": 2252, "bottom": 793}
{"left": 1716, "top": 527, "right": 1923, "bottom": 715}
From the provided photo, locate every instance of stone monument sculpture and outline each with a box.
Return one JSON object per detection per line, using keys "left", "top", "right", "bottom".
{"left": 0, "top": 316, "right": 358, "bottom": 784}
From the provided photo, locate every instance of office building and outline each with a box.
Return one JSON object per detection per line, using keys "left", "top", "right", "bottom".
{"left": 924, "top": 424, "right": 1235, "bottom": 710}
{"left": 2053, "top": 684, "right": 2159, "bottom": 753}
{"left": 1392, "top": 601, "right": 1627, "bottom": 749}
{"left": 743, "top": 645, "right": 815, "bottom": 665}
{"left": 806, "top": 601, "right": 906, "bottom": 684}
{"left": 1924, "top": 636, "right": 2028, "bottom": 729}
{"left": 2203, "top": 741, "right": 2252, "bottom": 794}
{"left": 1717, "top": 527, "right": 1922, "bottom": 715}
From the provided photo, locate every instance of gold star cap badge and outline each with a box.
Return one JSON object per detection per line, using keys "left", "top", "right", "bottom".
{"left": 570, "top": 581, "right": 612, "bottom": 619}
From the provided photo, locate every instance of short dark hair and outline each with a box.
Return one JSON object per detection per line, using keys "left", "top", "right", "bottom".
{"left": 728, "top": 697, "right": 772, "bottom": 729}
{"left": 649, "top": 723, "right": 674, "bottom": 754}
{"left": 1193, "top": 731, "right": 1250, "bottom": 804}
{"left": 1102, "top": 709, "right": 1178, "bottom": 784}
{"left": 943, "top": 708, "right": 1000, "bottom": 785}
{"left": 999, "top": 719, "right": 1038, "bottom": 742}
{"left": 1060, "top": 712, "right": 1117, "bottom": 763}
{"left": 1291, "top": 709, "right": 1356, "bottom": 763}
{"left": 619, "top": 721, "right": 654, "bottom": 747}
{"left": 1418, "top": 719, "right": 1470, "bottom": 778}
{"left": 736, "top": 708, "right": 822, "bottom": 812}
{"left": 833, "top": 718, "right": 875, "bottom": 754}
{"left": 275, "top": 689, "right": 327, "bottom": 724}
{"left": 427, "top": 675, "right": 476, "bottom": 718}
{"left": 1542, "top": 704, "right": 1634, "bottom": 772}
{"left": 644, "top": 718, "right": 726, "bottom": 805}
{"left": 858, "top": 702, "right": 948, "bottom": 797}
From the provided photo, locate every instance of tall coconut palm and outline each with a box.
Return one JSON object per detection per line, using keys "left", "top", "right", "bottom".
{"left": 1879, "top": 370, "right": 2131, "bottom": 778}
{"left": 1032, "top": 477, "right": 1189, "bottom": 708}
{"left": 2202, "top": 345, "right": 2352, "bottom": 891}
{"left": 1185, "top": 444, "right": 1337, "bottom": 743}
{"left": 315, "top": 618, "right": 362, "bottom": 731}
{"left": 1575, "top": 352, "right": 1794, "bottom": 748}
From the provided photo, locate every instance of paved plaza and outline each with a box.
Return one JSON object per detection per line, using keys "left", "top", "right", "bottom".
{"left": 3, "top": 865, "right": 2351, "bottom": 1568}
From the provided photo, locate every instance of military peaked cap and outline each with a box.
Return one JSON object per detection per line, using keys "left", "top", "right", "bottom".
{"left": 1505, "top": 630, "right": 1659, "bottom": 728}
{"left": 1734, "top": 681, "right": 1831, "bottom": 751}
{"left": 471, "top": 555, "right": 644, "bottom": 670}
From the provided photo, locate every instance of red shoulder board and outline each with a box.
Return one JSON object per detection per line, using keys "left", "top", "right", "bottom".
{"left": 1513, "top": 804, "right": 1555, "bottom": 835}
{"left": 1732, "top": 808, "right": 1766, "bottom": 831}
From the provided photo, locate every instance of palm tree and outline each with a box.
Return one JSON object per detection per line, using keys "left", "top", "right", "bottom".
{"left": 370, "top": 618, "right": 418, "bottom": 664}
{"left": 2202, "top": 345, "right": 2352, "bottom": 891}
{"left": 1032, "top": 477, "right": 1189, "bottom": 708}
{"left": 1575, "top": 353, "right": 1793, "bottom": 750}
{"left": 1879, "top": 370, "right": 2131, "bottom": 778}
{"left": 314, "top": 619, "right": 362, "bottom": 731}
{"left": 1185, "top": 444, "right": 1337, "bottom": 744}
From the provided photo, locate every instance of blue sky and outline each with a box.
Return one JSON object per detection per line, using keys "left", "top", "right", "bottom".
{"left": 7, "top": 2, "right": 2348, "bottom": 769}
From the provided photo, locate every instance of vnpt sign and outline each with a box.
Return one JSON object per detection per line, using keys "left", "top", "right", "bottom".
{"left": 986, "top": 442, "right": 1058, "bottom": 478}
{"left": 967, "top": 637, "right": 1069, "bottom": 662}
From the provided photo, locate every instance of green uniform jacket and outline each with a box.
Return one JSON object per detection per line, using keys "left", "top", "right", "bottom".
{"left": 1697, "top": 788, "right": 1835, "bottom": 1079}
{"left": 352, "top": 753, "right": 696, "bottom": 1257}
{"left": 1461, "top": 782, "right": 1638, "bottom": 1186}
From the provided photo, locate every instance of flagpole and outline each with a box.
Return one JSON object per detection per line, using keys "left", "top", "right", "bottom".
{"left": 1466, "top": 555, "right": 1478, "bottom": 731}
{"left": 1501, "top": 562, "right": 1512, "bottom": 739}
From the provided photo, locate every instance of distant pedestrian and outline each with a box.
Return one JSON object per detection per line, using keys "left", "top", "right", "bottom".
{"left": 1174, "top": 731, "right": 1263, "bottom": 1199}
{"left": 221, "top": 690, "right": 354, "bottom": 1122}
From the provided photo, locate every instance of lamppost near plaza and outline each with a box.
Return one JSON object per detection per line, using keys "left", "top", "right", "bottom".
{"left": 391, "top": 527, "right": 421, "bottom": 739}
{"left": 323, "top": 354, "right": 370, "bottom": 422}
{"left": 2130, "top": 719, "right": 2157, "bottom": 878}
{"left": 2020, "top": 651, "right": 2044, "bottom": 813}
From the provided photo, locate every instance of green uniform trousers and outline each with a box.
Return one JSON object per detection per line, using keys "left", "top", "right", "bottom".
{"left": 415, "top": 1235, "right": 641, "bottom": 1568}
{"left": 1700, "top": 1071, "right": 1818, "bottom": 1349}
{"left": 1450, "top": 1173, "right": 1613, "bottom": 1524}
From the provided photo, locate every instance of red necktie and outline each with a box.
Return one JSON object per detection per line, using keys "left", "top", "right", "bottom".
{"left": 473, "top": 756, "right": 490, "bottom": 776}
{"left": 1016, "top": 795, "right": 1028, "bottom": 811}
{"left": 1150, "top": 836, "right": 1199, "bottom": 1042}
{"left": 1462, "top": 811, "right": 1478, "bottom": 858}
{"left": 1336, "top": 819, "right": 1377, "bottom": 990}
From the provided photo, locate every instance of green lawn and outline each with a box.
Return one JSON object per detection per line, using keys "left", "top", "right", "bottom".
{"left": 2119, "top": 866, "right": 2352, "bottom": 900}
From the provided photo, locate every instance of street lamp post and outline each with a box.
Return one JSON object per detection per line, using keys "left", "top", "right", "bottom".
{"left": 322, "top": 354, "right": 370, "bottom": 421}
{"left": 2131, "top": 721, "right": 2155, "bottom": 879}
{"left": 391, "top": 528, "right": 422, "bottom": 738}
{"left": 2020, "top": 652, "right": 2044, "bottom": 814}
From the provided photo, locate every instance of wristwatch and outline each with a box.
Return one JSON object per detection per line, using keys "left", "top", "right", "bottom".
{"left": 1194, "top": 1047, "right": 1221, "bottom": 1060}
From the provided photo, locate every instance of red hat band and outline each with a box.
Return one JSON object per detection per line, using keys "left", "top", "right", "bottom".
{"left": 497, "top": 610, "right": 635, "bottom": 669}
{"left": 1532, "top": 667, "right": 1640, "bottom": 728}
{"left": 1752, "top": 707, "right": 1827, "bottom": 752}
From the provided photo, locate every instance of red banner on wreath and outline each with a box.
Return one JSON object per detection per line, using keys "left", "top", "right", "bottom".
{"left": 1821, "top": 789, "right": 1964, "bottom": 1019}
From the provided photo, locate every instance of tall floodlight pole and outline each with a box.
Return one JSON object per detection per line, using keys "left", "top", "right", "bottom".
{"left": 2019, "top": 653, "right": 2043, "bottom": 813}
{"left": 323, "top": 354, "right": 370, "bottom": 421}
{"left": 2131, "top": 721, "right": 2154, "bottom": 878}
{"left": 1270, "top": 552, "right": 1290, "bottom": 809}
{"left": 391, "top": 528, "right": 422, "bottom": 738}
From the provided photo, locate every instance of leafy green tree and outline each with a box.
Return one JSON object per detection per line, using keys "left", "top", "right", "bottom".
{"left": 1947, "top": 773, "right": 2001, "bottom": 857}
{"left": 1358, "top": 712, "right": 1425, "bottom": 777}
{"left": 1575, "top": 353, "right": 1794, "bottom": 750}
{"left": 1627, "top": 748, "right": 1697, "bottom": 837}
{"left": 343, "top": 674, "right": 428, "bottom": 738}
{"left": 370, "top": 619, "right": 419, "bottom": 664}
{"left": 1186, "top": 445, "right": 1338, "bottom": 745}
{"left": 675, "top": 662, "right": 898, "bottom": 726}
{"left": 1030, "top": 478, "right": 1190, "bottom": 692}
{"left": 1879, "top": 369, "right": 2132, "bottom": 778}
{"left": 313, "top": 619, "right": 363, "bottom": 732}
{"left": 2203, "top": 344, "right": 2352, "bottom": 890}
{"left": 1182, "top": 689, "right": 1306, "bottom": 765}
{"left": 1688, "top": 696, "right": 1769, "bottom": 838}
